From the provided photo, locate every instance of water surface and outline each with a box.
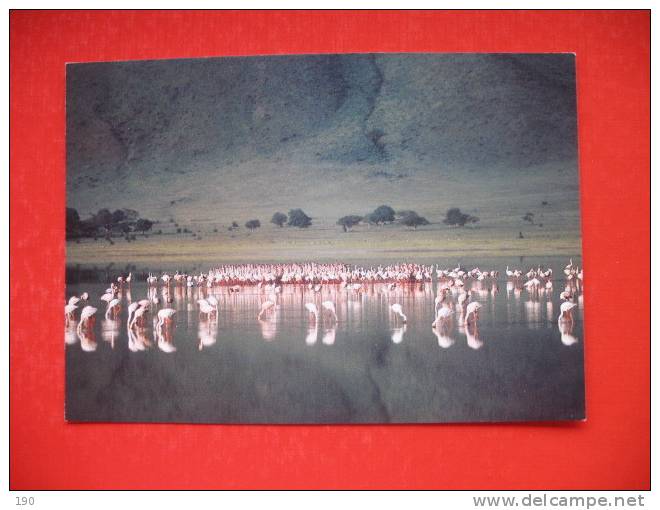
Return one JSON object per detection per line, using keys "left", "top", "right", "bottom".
{"left": 65, "top": 258, "right": 585, "bottom": 423}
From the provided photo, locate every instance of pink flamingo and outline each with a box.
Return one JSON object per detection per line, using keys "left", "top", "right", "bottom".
{"left": 105, "top": 298, "right": 121, "bottom": 319}
{"left": 390, "top": 303, "right": 407, "bottom": 324}
{"left": 77, "top": 306, "right": 97, "bottom": 335}
{"left": 64, "top": 303, "right": 78, "bottom": 325}
{"left": 157, "top": 308, "right": 176, "bottom": 329}
{"left": 464, "top": 301, "right": 482, "bottom": 326}
{"left": 257, "top": 300, "right": 275, "bottom": 320}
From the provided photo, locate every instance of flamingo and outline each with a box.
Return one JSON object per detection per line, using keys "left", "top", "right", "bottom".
{"left": 457, "top": 290, "right": 470, "bottom": 310}
{"left": 127, "top": 302, "right": 141, "bottom": 326}
{"left": 100, "top": 292, "right": 114, "bottom": 303}
{"left": 206, "top": 295, "right": 219, "bottom": 314}
{"left": 558, "top": 301, "right": 577, "bottom": 322}
{"left": 105, "top": 298, "right": 121, "bottom": 319}
{"left": 157, "top": 308, "right": 176, "bottom": 329}
{"left": 68, "top": 296, "right": 81, "bottom": 306}
{"left": 432, "top": 306, "right": 453, "bottom": 328}
{"left": 64, "top": 303, "right": 78, "bottom": 324}
{"left": 130, "top": 306, "right": 148, "bottom": 329}
{"left": 197, "top": 299, "right": 216, "bottom": 318}
{"left": 321, "top": 301, "right": 337, "bottom": 322}
{"left": 464, "top": 301, "right": 482, "bottom": 325}
{"left": 76, "top": 306, "right": 97, "bottom": 335}
{"left": 257, "top": 300, "right": 275, "bottom": 320}
{"left": 391, "top": 303, "right": 407, "bottom": 323}
{"left": 304, "top": 303, "right": 319, "bottom": 322}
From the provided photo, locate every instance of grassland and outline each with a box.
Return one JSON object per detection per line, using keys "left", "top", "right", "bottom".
{"left": 66, "top": 219, "right": 581, "bottom": 267}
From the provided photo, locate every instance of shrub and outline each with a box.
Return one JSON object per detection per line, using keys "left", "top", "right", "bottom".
{"left": 245, "top": 219, "right": 261, "bottom": 231}
{"left": 135, "top": 218, "right": 154, "bottom": 234}
{"left": 443, "top": 208, "right": 479, "bottom": 227}
{"left": 288, "top": 209, "right": 312, "bottom": 228}
{"left": 367, "top": 205, "right": 396, "bottom": 225}
{"left": 271, "top": 212, "right": 288, "bottom": 227}
{"left": 401, "top": 211, "right": 430, "bottom": 229}
{"left": 337, "top": 215, "right": 363, "bottom": 232}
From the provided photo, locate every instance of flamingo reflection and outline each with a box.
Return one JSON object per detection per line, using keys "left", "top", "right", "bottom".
{"left": 391, "top": 325, "right": 406, "bottom": 344}
{"left": 101, "top": 318, "right": 120, "bottom": 349}
{"left": 558, "top": 320, "right": 579, "bottom": 346}
{"left": 198, "top": 318, "right": 218, "bottom": 350}
{"left": 322, "top": 326, "right": 337, "bottom": 345}
{"left": 465, "top": 322, "right": 484, "bottom": 350}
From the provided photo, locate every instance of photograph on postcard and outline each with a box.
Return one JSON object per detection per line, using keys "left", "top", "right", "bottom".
{"left": 65, "top": 53, "right": 584, "bottom": 423}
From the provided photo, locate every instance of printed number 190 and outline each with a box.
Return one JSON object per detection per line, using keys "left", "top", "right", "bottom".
{"left": 16, "top": 497, "right": 34, "bottom": 506}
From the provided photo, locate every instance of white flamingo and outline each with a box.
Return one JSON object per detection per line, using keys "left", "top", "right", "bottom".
{"left": 64, "top": 303, "right": 78, "bottom": 324}
{"left": 77, "top": 306, "right": 97, "bottom": 335}
{"left": 391, "top": 303, "right": 407, "bottom": 324}
{"left": 432, "top": 306, "right": 453, "bottom": 328}
{"left": 105, "top": 298, "right": 121, "bottom": 319}
{"left": 157, "top": 308, "right": 176, "bottom": 329}
{"left": 257, "top": 300, "right": 275, "bottom": 320}
{"left": 464, "top": 301, "right": 482, "bottom": 325}
{"left": 321, "top": 301, "right": 337, "bottom": 322}
{"left": 305, "top": 302, "right": 319, "bottom": 322}
{"left": 197, "top": 299, "right": 216, "bottom": 318}
{"left": 558, "top": 301, "right": 577, "bottom": 322}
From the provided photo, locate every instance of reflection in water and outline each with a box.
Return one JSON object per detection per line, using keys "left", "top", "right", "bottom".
{"left": 77, "top": 326, "right": 97, "bottom": 352}
{"left": 101, "top": 318, "right": 120, "bottom": 349}
{"left": 127, "top": 324, "right": 152, "bottom": 352}
{"left": 155, "top": 323, "right": 176, "bottom": 353}
{"left": 65, "top": 323, "right": 78, "bottom": 345}
{"left": 558, "top": 319, "right": 579, "bottom": 346}
{"left": 465, "top": 322, "right": 484, "bottom": 350}
{"left": 258, "top": 313, "right": 278, "bottom": 341}
{"left": 432, "top": 318, "right": 455, "bottom": 348}
{"left": 305, "top": 324, "right": 318, "bottom": 346}
{"left": 391, "top": 325, "right": 406, "bottom": 344}
{"left": 322, "top": 326, "right": 336, "bottom": 345}
{"left": 198, "top": 318, "right": 218, "bottom": 350}
{"left": 66, "top": 260, "right": 584, "bottom": 423}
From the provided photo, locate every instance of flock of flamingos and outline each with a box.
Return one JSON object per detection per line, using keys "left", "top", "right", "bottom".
{"left": 65, "top": 260, "right": 584, "bottom": 352}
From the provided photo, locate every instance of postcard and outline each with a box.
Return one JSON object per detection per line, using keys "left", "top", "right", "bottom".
{"left": 65, "top": 53, "right": 584, "bottom": 423}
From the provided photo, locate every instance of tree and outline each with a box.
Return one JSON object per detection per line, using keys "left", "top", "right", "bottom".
{"left": 337, "top": 215, "right": 363, "bottom": 232}
{"left": 245, "top": 219, "right": 261, "bottom": 231}
{"left": 401, "top": 211, "right": 429, "bottom": 229}
{"left": 135, "top": 218, "right": 154, "bottom": 234}
{"left": 271, "top": 212, "right": 287, "bottom": 227}
{"left": 368, "top": 205, "right": 396, "bottom": 225}
{"left": 112, "top": 209, "right": 127, "bottom": 223}
{"left": 288, "top": 209, "right": 312, "bottom": 228}
{"left": 443, "top": 207, "right": 479, "bottom": 227}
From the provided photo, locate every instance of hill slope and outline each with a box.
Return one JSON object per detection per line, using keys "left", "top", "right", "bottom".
{"left": 66, "top": 53, "right": 580, "bottom": 237}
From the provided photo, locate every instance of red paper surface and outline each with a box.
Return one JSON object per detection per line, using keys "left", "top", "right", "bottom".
{"left": 9, "top": 10, "right": 650, "bottom": 490}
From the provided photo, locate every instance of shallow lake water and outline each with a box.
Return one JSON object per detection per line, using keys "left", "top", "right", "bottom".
{"left": 65, "top": 257, "right": 585, "bottom": 424}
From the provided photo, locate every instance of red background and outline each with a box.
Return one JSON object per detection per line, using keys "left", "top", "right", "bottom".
{"left": 10, "top": 10, "right": 650, "bottom": 489}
